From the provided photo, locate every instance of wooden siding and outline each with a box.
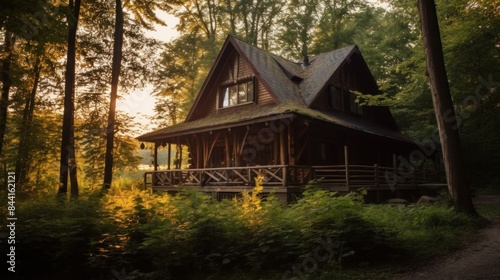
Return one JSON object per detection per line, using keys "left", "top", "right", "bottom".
{"left": 189, "top": 49, "right": 277, "bottom": 120}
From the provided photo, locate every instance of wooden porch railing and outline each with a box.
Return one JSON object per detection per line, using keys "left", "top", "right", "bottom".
{"left": 144, "top": 164, "right": 436, "bottom": 191}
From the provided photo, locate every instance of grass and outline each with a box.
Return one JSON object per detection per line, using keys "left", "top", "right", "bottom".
{"left": 476, "top": 203, "right": 500, "bottom": 223}
{"left": 196, "top": 198, "right": 486, "bottom": 280}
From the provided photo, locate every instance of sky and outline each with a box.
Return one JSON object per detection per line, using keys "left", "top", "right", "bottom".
{"left": 116, "top": 11, "right": 179, "bottom": 136}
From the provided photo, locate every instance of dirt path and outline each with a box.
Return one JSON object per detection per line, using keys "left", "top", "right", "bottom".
{"left": 393, "top": 196, "right": 500, "bottom": 280}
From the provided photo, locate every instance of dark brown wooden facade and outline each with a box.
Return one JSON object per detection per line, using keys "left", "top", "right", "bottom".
{"left": 138, "top": 35, "right": 439, "bottom": 200}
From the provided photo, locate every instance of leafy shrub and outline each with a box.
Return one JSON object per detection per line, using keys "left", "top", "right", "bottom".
{"left": 8, "top": 195, "right": 103, "bottom": 279}
{"left": 2, "top": 179, "right": 479, "bottom": 279}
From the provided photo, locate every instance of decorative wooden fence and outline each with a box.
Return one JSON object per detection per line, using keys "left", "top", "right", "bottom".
{"left": 144, "top": 164, "right": 436, "bottom": 191}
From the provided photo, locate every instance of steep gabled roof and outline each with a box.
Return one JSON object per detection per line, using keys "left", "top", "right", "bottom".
{"left": 139, "top": 35, "right": 393, "bottom": 142}
{"left": 230, "top": 36, "right": 305, "bottom": 105}
{"left": 186, "top": 36, "right": 373, "bottom": 122}
{"left": 230, "top": 37, "right": 379, "bottom": 106}
{"left": 298, "top": 45, "right": 358, "bottom": 105}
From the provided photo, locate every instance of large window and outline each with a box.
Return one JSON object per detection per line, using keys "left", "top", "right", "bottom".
{"left": 221, "top": 80, "right": 254, "bottom": 108}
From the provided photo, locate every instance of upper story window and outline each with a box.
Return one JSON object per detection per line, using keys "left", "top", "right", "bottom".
{"left": 328, "top": 85, "right": 363, "bottom": 115}
{"left": 221, "top": 79, "right": 255, "bottom": 108}
{"left": 329, "top": 86, "right": 344, "bottom": 110}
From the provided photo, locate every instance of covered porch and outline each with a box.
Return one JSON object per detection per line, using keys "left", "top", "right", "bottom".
{"left": 138, "top": 112, "right": 442, "bottom": 200}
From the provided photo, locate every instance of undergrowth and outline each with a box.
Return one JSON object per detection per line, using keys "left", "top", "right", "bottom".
{"left": 0, "top": 179, "right": 481, "bottom": 280}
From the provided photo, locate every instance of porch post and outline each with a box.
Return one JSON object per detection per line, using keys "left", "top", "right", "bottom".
{"left": 154, "top": 142, "right": 159, "bottom": 171}
{"left": 274, "top": 133, "right": 279, "bottom": 165}
{"left": 280, "top": 127, "right": 288, "bottom": 165}
{"left": 280, "top": 128, "right": 288, "bottom": 187}
{"left": 167, "top": 143, "right": 171, "bottom": 170}
{"left": 344, "top": 145, "right": 349, "bottom": 190}
{"left": 196, "top": 138, "right": 201, "bottom": 169}
{"left": 178, "top": 138, "right": 182, "bottom": 169}
{"left": 224, "top": 132, "right": 231, "bottom": 167}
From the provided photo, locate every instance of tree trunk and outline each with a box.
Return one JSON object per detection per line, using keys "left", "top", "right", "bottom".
{"left": 102, "top": 0, "right": 124, "bottom": 191}
{"left": 58, "top": 0, "right": 81, "bottom": 199}
{"left": 417, "top": 0, "right": 476, "bottom": 214}
{"left": 15, "top": 55, "right": 41, "bottom": 185}
{"left": 0, "top": 31, "right": 15, "bottom": 157}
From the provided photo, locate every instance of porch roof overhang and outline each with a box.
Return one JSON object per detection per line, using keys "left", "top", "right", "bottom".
{"left": 137, "top": 103, "right": 416, "bottom": 145}
{"left": 137, "top": 104, "right": 296, "bottom": 142}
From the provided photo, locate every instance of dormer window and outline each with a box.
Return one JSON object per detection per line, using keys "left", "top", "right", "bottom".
{"left": 221, "top": 79, "right": 255, "bottom": 108}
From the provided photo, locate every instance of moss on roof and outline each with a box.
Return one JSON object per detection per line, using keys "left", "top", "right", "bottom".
{"left": 137, "top": 102, "right": 413, "bottom": 144}
{"left": 138, "top": 36, "right": 409, "bottom": 144}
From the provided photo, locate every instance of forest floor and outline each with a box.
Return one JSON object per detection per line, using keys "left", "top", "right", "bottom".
{"left": 392, "top": 195, "right": 500, "bottom": 280}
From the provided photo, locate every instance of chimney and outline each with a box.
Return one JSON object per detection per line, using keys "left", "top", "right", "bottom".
{"left": 302, "top": 55, "right": 310, "bottom": 68}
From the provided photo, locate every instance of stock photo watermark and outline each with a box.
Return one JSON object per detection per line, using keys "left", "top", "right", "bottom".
{"left": 6, "top": 172, "right": 17, "bottom": 273}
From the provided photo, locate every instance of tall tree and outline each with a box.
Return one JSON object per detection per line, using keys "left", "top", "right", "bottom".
{"left": 102, "top": 0, "right": 124, "bottom": 191}
{"left": 15, "top": 54, "right": 41, "bottom": 184}
{"left": 417, "top": 0, "right": 476, "bottom": 214}
{"left": 0, "top": 31, "right": 15, "bottom": 158}
{"left": 102, "top": 0, "right": 165, "bottom": 190}
{"left": 153, "top": 33, "right": 204, "bottom": 126}
{"left": 277, "top": 0, "right": 319, "bottom": 58}
{"left": 58, "top": 0, "right": 81, "bottom": 199}
{"left": 312, "top": 0, "right": 368, "bottom": 52}
{"left": 233, "top": 0, "right": 282, "bottom": 48}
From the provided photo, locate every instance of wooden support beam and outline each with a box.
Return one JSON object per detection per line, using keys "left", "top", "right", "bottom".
{"left": 176, "top": 138, "right": 181, "bottom": 169}
{"left": 344, "top": 145, "right": 349, "bottom": 190}
{"left": 167, "top": 143, "right": 171, "bottom": 170}
{"left": 280, "top": 128, "right": 287, "bottom": 165}
{"left": 203, "top": 131, "right": 220, "bottom": 168}
{"left": 154, "top": 142, "right": 159, "bottom": 171}
{"left": 297, "top": 122, "right": 309, "bottom": 138}
{"left": 224, "top": 132, "right": 230, "bottom": 167}
{"left": 202, "top": 135, "right": 207, "bottom": 168}
{"left": 185, "top": 138, "right": 193, "bottom": 168}
{"left": 179, "top": 143, "right": 183, "bottom": 169}
{"left": 274, "top": 133, "right": 279, "bottom": 165}
{"left": 238, "top": 126, "right": 250, "bottom": 163}
{"left": 295, "top": 132, "right": 310, "bottom": 163}
{"left": 196, "top": 138, "right": 201, "bottom": 169}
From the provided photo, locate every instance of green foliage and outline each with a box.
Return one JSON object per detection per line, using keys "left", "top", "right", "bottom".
{"left": 5, "top": 195, "right": 103, "bottom": 279}
{"left": 475, "top": 203, "right": 500, "bottom": 223}
{"left": 3, "top": 176, "right": 482, "bottom": 280}
{"left": 361, "top": 203, "right": 476, "bottom": 258}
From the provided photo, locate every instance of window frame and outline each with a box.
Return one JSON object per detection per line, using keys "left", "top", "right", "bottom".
{"left": 220, "top": 78, "right": 255, "bottom": 109}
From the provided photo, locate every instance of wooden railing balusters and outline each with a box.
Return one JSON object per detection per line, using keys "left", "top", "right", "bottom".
{"left": 144, "top": 164, "right": 437, "bottom": 190}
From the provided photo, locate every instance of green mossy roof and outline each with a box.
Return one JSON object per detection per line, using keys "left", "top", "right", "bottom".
{"left": 138, "top": 36, "right": 409, "bottom": 144}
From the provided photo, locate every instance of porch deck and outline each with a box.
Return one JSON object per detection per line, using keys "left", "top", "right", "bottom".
{"left": 144, "top": 164, "right": 437, "bottom": 194}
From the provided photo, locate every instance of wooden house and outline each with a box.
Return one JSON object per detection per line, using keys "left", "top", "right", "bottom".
{"left": 137, "top": 35, "right": 437, "bottom": 200}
